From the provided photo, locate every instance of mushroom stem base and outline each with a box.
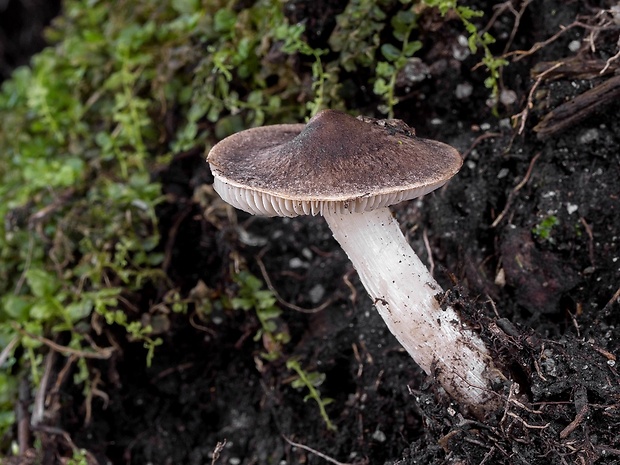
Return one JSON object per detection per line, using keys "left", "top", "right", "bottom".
{"left": 324, "top": 207, "right": 500, "bottom": 414}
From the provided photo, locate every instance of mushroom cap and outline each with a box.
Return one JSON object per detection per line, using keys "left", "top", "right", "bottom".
{"left": 207, "top": 109, "right": 462, "bottom": 217}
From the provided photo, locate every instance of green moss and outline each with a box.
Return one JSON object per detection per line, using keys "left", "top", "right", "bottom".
{"left": 533, "top": 216, "right": 560, "bottom": 242}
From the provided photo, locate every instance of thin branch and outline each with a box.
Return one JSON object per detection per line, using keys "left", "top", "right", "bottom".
{"left": 601, "top": 43, "right": 620, "bottom": 74}
{"left": 422, "top": 228, "right": 435, "bottom": 277}
{"left": 461, "top": 132, "right": 502, "bottom": 160}
{"left": 603, "top": 285, "right": 620, "bottom": 312}
{"left": 11, "top": 324, "right": 114, "bottom": 359}
{"left": 491, "top": 152, "right": 542, "bottom": 228}
{"left": 0, "top": 335, "right": 19, "bottom": 367}
{"left": 256, "top": 249, "right": 334, "bottom": 314}
{"left": 560, "top": 404, "right": 589, "bottom": 439}
{"left": 512, "top": 62, "right": 563, "bottom": 135}
{"left": 32, "top": 350, "right": 56, "bottom": 427}
{"left": 211, "top": 440, "right": 227, "bottom": 465}
{"left": 282, "top": 435, "right": 353, "bottom": 465}
{"left": 17, "top": 376, "right": 30, "bottom": 455}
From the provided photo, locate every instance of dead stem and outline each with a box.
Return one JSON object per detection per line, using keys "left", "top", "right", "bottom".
{"left": 84, "top": 369, "right": 110, "bottom": 425}
{"left": 579, "top": 217, "right": 595, "bottom": 266}
{"left": 601, "top": 42, "right": 620, "bottom": 74}
{"left": 282, "top": 435, "right": 353, "bottom": 465}
{"left": 211, "top": 439, "right": 227, "bottom": 465}
{"left": 512, "top": 62, "right": 562, "bottom": 135}
{"left": 603, "top": 285, "right": 620, "bottom": 312}
{"left": 163, "top": 205, "right": 193, "bottom": 271}
{"left": 461, "top": 132, "right": 502, "bottom": 160}
{"left": 17, "top": 376, "right": 30, "bottom": 455}
{"left": 560, "top": 405, "right": 589, "bottom": 439}
{"left": 256, "top": 248, "right": 335, "bottom": 314}
{"left": 342, "top": 268, "right": 357, "bottom": 304}
{"left": 422, "top": 228, "right": 435, "bottom": 277}
{"left": 0, "top": 335, "right": 19, "bottom": 367}
{"left": 32, "top": 350, "right": 55, "bottom": 427}
{"left": 491, "top": 152, "right": 541, "bottom": 228}
{"left": 11, "top": 323, "right": 115, "bottom": 359}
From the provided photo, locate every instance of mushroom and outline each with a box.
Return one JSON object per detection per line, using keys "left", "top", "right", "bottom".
{"left": 207, "top": 110, "right": 501, "bottom": 415}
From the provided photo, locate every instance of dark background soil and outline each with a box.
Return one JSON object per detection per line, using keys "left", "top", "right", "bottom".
{"left": 2, "top": 0, "right": 619, "bottom": 464}
{"left": 0, "top": 0, "right": 61, "bottom": 81}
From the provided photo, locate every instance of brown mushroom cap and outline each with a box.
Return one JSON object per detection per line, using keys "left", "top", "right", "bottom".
{"left": 207, "top": 109, "right": 462, "bottom": 217}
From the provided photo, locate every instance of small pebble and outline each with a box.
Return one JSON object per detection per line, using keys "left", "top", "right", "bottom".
{"left": 568, "top": 40, "right": 581, "bottom": 52}
{"left": 579, "top": 128, "right": 599, "bottom": 144}
{"left": 372, "top": 430, "right": 387, "bottom": 442}
{"left": 309, "top": 284, "right": 325, "bottom": 304}
{"left": 455, "top": 82, "right": 473, "bottom": 99}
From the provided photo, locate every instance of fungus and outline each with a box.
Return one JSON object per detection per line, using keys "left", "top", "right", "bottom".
{"left": 207, "top": 110, "right": 501, "bottom": 415}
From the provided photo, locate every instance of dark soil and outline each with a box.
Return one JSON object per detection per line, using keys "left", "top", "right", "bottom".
{"left": 6, "top": 0, "right": 620, "bottom": 464}
{"left": 0, "top": 0, "right": 61, "bottom": 80}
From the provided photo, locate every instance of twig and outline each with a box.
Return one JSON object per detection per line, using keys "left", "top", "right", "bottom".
{"left": 17, "top": 375, "right": 30, "bottom": 455}
{"left": 601, "top": 43, "right": 620, "bottom": 74}
{"left": 566, "top": 308, "right": 581, "bottom": 337}
{"left": 594, "top": 446, "right": 620, "bottom": 456}
{"left": 510, "top": 17, "right": 618, "bottom": 62}
{"left": 352, "top": 343, "right": 364, "bottom": 378}
{"left": 256, "top": 249, "right": 334, "bottom": 314}
{"left": 461, "top": 132, "right": 502, "bottom": 160}
{"left": 11, "top": 324, "right": 114, "bottom": 359}
{"left": 482, "top": 0, "right": 532, "bottom": 55}
{"left": 589, "top": 344, "right": 616, "bottom": 362}
{"left": 479, "top": 445, "right": 497, "bottom": 465}
{"left": 0, "top": 335, "right": 19, "bottom": 367}
{"left": 512, "top": 62, "right": 563, "bottom": 135}
{"left": 560, "top": 404, "right": 589, "bottom": 439}
{"left": 534, "top": 74, "right": 620, "bottom": 137}
{"left": 579, "top": 217, "right": 595, "bottom": 266}
{"left": 342, "top": 268, "right": 357, "bottom": 305}
{"left": 189, "top": 311, "right": 217, "bottom": 336}
{"left": 31, "top": 424, "right": 92, "bottom": 457}
{"left": 511, "top": 23, "right": 581, "bottom": 61}
{"left": 32, "top": 350, "right": 56, "bottom": 427}
{"left": 491, "top": 152, "right": 541, "bottom": 228}
{"left": 422, "top": 228, "right": 435, "bottom": 277}
{"left": 152, "top": 362, "right": 195, "bottom": 381}
{"left": 603, "top": 285, "right": 620, "bottom": 312}
{"left": 52, "top": 355, "right": 77, "bottom": 398}
{"left": 506, "top": 411, "right": 550, "bottom": 429}
{"left": 84, "top": 369, "right": 109, "bottom": 425}
{"left": 282, "top": 435, "right": 353, "bottom": 465}
{"left": 211, "top": 439, "right": 227, "bottom": 465}
{"left": 162, "top": 205, "right": 192, "bottom": 271}
{"left": 504, "top": 0, "right": 533, "bottom": 54}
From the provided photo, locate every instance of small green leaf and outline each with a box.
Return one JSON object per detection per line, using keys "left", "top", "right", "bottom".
{"left": 380, "top": 43, "right": 401, "bottom": 62}
{"left": 373, "top": 77, "right": 390, "bottom": 95}
{"left": 66, "top": 300, "right": 93, "bottom": 322}
{"left": 1, "top": 295, "right": 31, "bottom": 321}
{"left": 171, "top": 0, "right": 200, "bottom": 14}
{"left": 403, "top": 41, "right": 422, "bottom": 57}
{"left": 25, "top": 269, "right": 59, "bottom": 298}
{"left": 29, "top": 300, "right": 57, "bottom": 321}
{"left": 231, "top": 297, "right": 253, "bottom": 311}
{"left": 214, "top": 9, "right": 236, "bottom": 33}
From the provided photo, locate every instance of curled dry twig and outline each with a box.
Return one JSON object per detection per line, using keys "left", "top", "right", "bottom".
{"left": 282, "top": 435, "right": 353, "bottom": 465}
{"left": 491, "top": 152, "right": 541, "bottom": 228}
{"left": 256, "top": 247, "right": 336, "bottom": 314}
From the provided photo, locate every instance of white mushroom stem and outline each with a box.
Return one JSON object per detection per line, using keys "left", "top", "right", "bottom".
{"left": 323, "top": 207, "right": 500, "bottom": 413}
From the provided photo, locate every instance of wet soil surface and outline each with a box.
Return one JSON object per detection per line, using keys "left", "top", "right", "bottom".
{"left": 8, "top": 0, "right": 620, "bottom": 464}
